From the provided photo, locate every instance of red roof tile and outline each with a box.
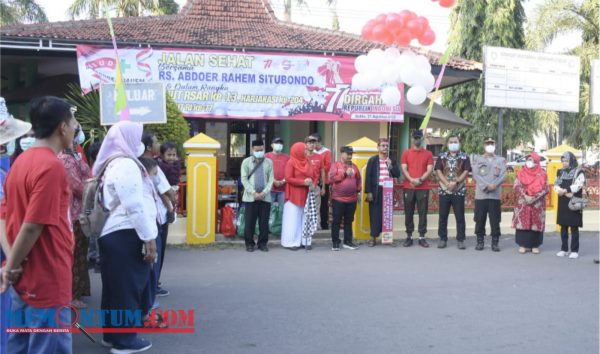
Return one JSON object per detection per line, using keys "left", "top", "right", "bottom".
{"left": 0, "top": 0, "right": 482, "bottom": 71}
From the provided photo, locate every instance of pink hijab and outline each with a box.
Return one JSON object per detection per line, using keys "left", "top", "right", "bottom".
{"left": 92, "top": 121, "right": 144, "bottom": 176}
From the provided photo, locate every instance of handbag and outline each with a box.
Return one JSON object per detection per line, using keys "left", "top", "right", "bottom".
{"left": 568, "top": 196, "right": 588, "bottom": 211}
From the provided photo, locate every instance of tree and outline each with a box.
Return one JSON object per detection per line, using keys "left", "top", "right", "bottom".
{"left": 145, "top": 94, "right": 189, "bottom": 155}
{"left": 443, "top": 0, "right": 536, "bottom": 154}
{"left": 68, "top": 0, "right": 177, "bottom": 19}
{"left": 527, "top": 0, "right": 599, "bottom": 149}
{"left": 0, "top": 0, "right": 47, "bottom": 25}
{"left": 64, "top": 83, "right": 107, "bottom": 144}
{"left": 280, "top": 0, "right": 335, "bottom": 23}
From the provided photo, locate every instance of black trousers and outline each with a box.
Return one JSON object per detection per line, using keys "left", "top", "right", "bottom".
{"left": 474, "top": 199, "right": 501, "bottom": 239}
{"left": 244, "top": 201, "right": 271, "bottom": 247}
{"left": 560, "top": 226, "right": 579, "bottom": 252}
{"left": 404, "top": 189, "right": 429, "bottom": 237}
{"left": 331, "top": 199, "right": 357, "bottom": 245}
{"left": 438, "top": 194, "right": 466, "bottom": 241}
{"left": 158, "top": 222, "right": 169, "bottom": 280}
{"left": 320, "top": 185, "right": 330, "bottom": 229}
{"left": 369, "top": 187, "right": 383, "bottom": 237}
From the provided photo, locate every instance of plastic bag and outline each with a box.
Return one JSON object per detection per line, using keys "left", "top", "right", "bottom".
{"left": 269, "top": 204, "right": 283, "bottom": 236}
{"left": 219, "top": 206, "right": 236, "bottom": 237}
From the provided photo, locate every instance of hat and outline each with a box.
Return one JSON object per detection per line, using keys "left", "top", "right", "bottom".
{"left": 340, "top": 146, "right": 353, "bottom": 154}
{"left": 484, "top": 137, "right": 496, "bottom": 144}
{"left": 251, "top": 140, "right": 264, "bottom": 147}
{"left": 412, "top": 130, "right": 423, "bottom": 139}
{"left": 0, "top": 97, "right": 31, "bottom": 145}
{"left": 305, "top": 136, "right": 318, "bottom": 143}
{"left": 272, "top": 137, "right": 283, "bottom": 144}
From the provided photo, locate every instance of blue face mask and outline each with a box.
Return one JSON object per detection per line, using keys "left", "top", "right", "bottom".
{"left": 3, "top": 141, "right": 15, "bottom": 156}
{"left": 75, "top": 129, "right": 85, "bottom": 145}
{"left": 20, "top": 137, "right": 36, "bottom": 151}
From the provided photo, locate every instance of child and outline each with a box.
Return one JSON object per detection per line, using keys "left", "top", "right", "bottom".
{"left": 157, "top": 141, "right": 181, "bottom": 187}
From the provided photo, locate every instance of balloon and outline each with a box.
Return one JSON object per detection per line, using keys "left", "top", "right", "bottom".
{"left": 406, "top": 86, "right": 427, "bottom": 105}
{"left": 367, "top": 48, "right": 386, "bottom": 66}
{"left": 361, "top": 21, "right": 375, "bottom": 40}
{"left": 384, "top": 47, "right": 401, "bottom": 61}
{"left": 400, "top": 66, "right": 419, "bottom": 86}
{"left": 406, "top": 18, "right": 426, "bottom": 37}
{"left": 398, "top": 10, "right": 416, "bottom": 23}
{"left": 354, "top": 55, "right": 369, "bottom": 73}
{"left": 363, "top": 71, "right": 383, "bottom": 90}
{"left": 385, "top": 13, "right": 404, "bottom": 35}
{"left": 413, "top": 55, "right": 432, "bottom": 72}
{"left": 439, "top": 0, "right": 456, "bottom": 7}
{"left": 419, "top": 29, "right": 436, "bottom": 46}
{"left": 375, "top": 14, "right": 387, "bottom": 23}
{"left": 381, "top": 86, "right": 401, "bottom": 106}
{"left": 416, "top": 72, "right": 436, "bottom": 92}
{"left": 381, "top": 33, "right": 395, "bottom": 45}
{"left": 351, "top": 73, "right": 367, "bottom": 90}
{"left": 395, "top": 31, "right": 412, "bottom": 46}
{"left": 372, "top": 24, "right": 387, "bottom": 41}
{"left": 381, "top": 66, "right": 399, "bottom": 85}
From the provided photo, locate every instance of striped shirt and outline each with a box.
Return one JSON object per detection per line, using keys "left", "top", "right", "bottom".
{"left": 379, "top": 159, "right": 389, "bottom": 186}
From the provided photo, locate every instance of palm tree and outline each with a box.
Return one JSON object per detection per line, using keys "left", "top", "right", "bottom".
{"left": 0, "top": 0, "right": 48, "bottom": 25}
{"left": 68, "top": 0, "right": 178, "bottom": 19}
{"left": 527, "top": 0, "right": 599, "bottom": 149}
{"left": 280, "top": 0, "right": 336, "bottom": 24}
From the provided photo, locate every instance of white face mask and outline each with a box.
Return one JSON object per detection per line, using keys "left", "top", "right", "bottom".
{"left": 273, "top": 143, "right": 283, "bottom": 152}
{"left": 484, "top": 145, "right": 496, "bottom": 154}
{"left": 75, "top": 129, "right": 85, "bottom": 145}
{"left": 253, "top": 151, "right": 265, "bottom": 159}
{"left": 137, "top": 142, "right": 146, "bottom": 157}
{"left": 525, "top": 160, "right": 535, "bottom": 169}
{"left": 20, "top": 137, "right": 36, "bottom": 151}
{"left": 448, "top": 143, "right": 460, "bottom": 152}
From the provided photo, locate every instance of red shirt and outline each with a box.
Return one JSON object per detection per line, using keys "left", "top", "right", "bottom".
{"left": 0, "top": 147, "right": 74, "bottom": 308}
{"left": 401, "top": 148, "right": 434, "bottom": 190}
{"left": 315, "top": 148, "right": 332, "bottom": 183}
{"left": 284, "top": 160, "right": 313, "bottom": 207}
{"left": 329, "top": 161, "right": 361, "bottom": 203}
{"left": 265, "top": 152, "right": 290, "bottom": 193}
{"left": 307, "top": 153, "right": 323, "bottom": 184}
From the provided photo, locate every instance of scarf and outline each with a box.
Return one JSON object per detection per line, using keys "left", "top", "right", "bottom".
{"left": 516, "top": 153, "right": 547, "bottom": 195}
{"left": 555, "top": 151, "right": 579, "bottom": 186}
{"left": 289, "top": 142, "right": 312, "bottom": 177}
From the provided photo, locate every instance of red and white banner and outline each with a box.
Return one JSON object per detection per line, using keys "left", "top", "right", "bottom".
{"left": 76, "top": 45, "right": 404, "bottom": 122}
{"left": 381, "top": 178, "right": 394, "bottom": 244}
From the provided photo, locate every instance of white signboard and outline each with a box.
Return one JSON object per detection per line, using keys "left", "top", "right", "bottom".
{"left": 483, "top": 46, "right": 580, "bottom": 112}
{"left": 591, "top": 59, "right": 600, "bottom": 115}
{"left": 99, "top": 82, "right": 166, "bottom": 125}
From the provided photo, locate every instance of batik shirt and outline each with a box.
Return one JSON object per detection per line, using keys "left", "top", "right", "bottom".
{"left": 434, "top": 151, "right": 471, "bottom": 196}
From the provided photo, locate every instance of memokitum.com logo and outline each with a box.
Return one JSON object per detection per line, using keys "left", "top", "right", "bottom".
{"left": 5, "top": 306, "right": 195, "bottom": 334}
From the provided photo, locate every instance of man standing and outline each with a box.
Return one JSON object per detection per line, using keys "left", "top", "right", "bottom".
{"left": 312, "top": 133, "right": 332, "bottom": 230}
{"left": 472, "top": 137, "right": 507, "bottom": 252}
{"left": 265, "top": 137, "right": 289, "bottom": 209}
{"left": 329, "top": 146, "right": 361, "bottom": 251}
{"left": 305, "top": 135, "right": 326, "bottom": 228}
{"left": 435, "top": 136, "right": 471, "bottom": 250}
{"left": 365, "top": 138, "right": 401, "bottom": 247}
{"left": 400, "top": 130, "right": 434, "bottom": 248}
{"left": 0, "top": 96, "right": 78, "bottom": 354}
{"left": 241, "top": 140, "right": 274, "bottom": 252}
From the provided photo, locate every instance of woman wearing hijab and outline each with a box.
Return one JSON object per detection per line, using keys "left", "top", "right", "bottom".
{"left": 554, "top": 151, "right": 585, "bottom": 259}
{"left": 94, "top": 121, "right": 157, "bottom": 353}
{"left": 281, "top": 142, "right": 314, "bottom": 250}
{"left": 512, "top": 153, "right": 548, "bottom": 254}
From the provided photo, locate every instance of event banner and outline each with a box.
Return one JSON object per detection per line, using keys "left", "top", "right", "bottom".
{"left": 381, "top": 178, "right": 394, "bottom": 244}
{"left": 76, "top": 45, "right": 403, "bottom": 122}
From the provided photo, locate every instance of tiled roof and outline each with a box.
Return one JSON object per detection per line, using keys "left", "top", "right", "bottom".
{"left": 0, "top": 0, "right": 482, "bottom": 72}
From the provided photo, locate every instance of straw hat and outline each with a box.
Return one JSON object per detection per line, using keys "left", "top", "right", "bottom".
{"left": 0, "top": 97, "right": 31, "bottom": 145}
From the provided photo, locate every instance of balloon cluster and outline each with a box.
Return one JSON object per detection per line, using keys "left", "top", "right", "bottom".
{"left": 432, "top": 0, "right": 456, "bottom": 8}
{"left": 361, "top": 11, "right": 436, "bottom": 46}
{"left": 352, "top": 47, "right": 435, "bottom": 106}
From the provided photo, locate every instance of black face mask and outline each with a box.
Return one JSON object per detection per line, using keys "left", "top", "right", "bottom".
{"left": 413, "top": 139, "right": 423, "bottom": 147}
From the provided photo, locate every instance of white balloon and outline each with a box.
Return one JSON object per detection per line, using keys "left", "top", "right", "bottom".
{"left": 414, "top": 55, "right": 432, "bottom": 72}
{"left": 367, "top": 49, "right": 386, "bottom": 70}
{"left": 384, "top": 47, "right": 401, "bottom": 63}
{"left": 354, "top": 55, "right": 369, "bottom": 73}
{"left": 400, "top": 66, "right": 420, "bottom": 86}
{"left": 352, "top": 73, "right": 369, "bottom": 90}
{"left": 381, "top": 86, "right": 401, "bottom": 106}
{"left": 406, "top": 86, "right": 428, "bottom": 105}
{"left": 413, "top": 72, "right": 435, "bottom": 92}
{"left": 364, "top": 71, "right": 384, "bottom": 89}
{"left": 381, "top": 66, "right": 399, "bottom": 85}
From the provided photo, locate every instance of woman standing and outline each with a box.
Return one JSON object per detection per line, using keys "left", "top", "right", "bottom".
{"left": 58, "top": 126, "right": 91, "bottom": 308}
{"left": 95, "top": 121, "right": 157, "bottom": 353}
{"left": 512, "top": 153, "right": 548, "bottom": 254}
{"left": 554, "top": 152, "right": 585, "bottom": 259}
{"left": 281, "top": 142, "right": 313, "bottom": 250}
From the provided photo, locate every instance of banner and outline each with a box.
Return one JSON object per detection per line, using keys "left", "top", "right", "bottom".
{"left": 381, "top": 178, "right": 394, "bottom": 244}
{"left": 76, "top": 45, "right": 403, "bottom": 122}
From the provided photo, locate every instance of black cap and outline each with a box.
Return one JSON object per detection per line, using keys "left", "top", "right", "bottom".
{"left": 340, "top": 146, "right": 353, "bottom": 154}
{"left": 412, "top": 130, "right": 423, "bottom": 139}
{"left": 251, "top": 140, "right": 264, "bottom": 147}
{"left": 272, "top": 137, "right": 283, "bottom": 144}
{"left": 484, "top": 137, "right": 495, "bottom": 144}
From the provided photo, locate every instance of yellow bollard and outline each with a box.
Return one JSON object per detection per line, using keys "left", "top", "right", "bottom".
{"left": 544, "top": 144, "right": 583, "bottom": 231}
{"left": 183, "top": 133, "right": 220, "bottom": 244}
{"left": 347, "top": 137, "right": 378, "bottom": 241}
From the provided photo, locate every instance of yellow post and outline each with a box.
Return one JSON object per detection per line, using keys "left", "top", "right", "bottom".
{"left": 183, "top": 133, "right": 220, "bottom": 244}
{"left": 347, "top": 137, "right": 378, "bottom": 241}
{"left": 544, "top": 144, "right": 582, "bottom": 231}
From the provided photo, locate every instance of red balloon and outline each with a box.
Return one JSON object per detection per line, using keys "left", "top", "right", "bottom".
{"left": 419, "top": 29, "right": 436, "bottom": 46}
{"left": 371, "top": 24, "right": 387, "bottom": 41}
{"left": 381, "top": 33, "right": 395, "bottom": 45}
{"left": 375, "top": 14, "right": 387, "bottom": 23}
{"left": 415, "top": 16, "right": 429, "bottom": 30}
{"left": 398, "top": 10, "right": 416, "bottom": 23}
{"left": 361, "top": 20, "right": 376, "bottom": 40}
{"left": 395, "top": 32, "right": 412, "bottom": 47}
{"left": 406, "top": 19, "right": 426, "bottom": 37}
{"left": 439, "top": 0, "right": 456, "bottom": 7}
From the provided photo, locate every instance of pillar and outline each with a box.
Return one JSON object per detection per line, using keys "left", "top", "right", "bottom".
{"left": 347, "top": 137, "right": 378, "bottom": 240}
{"left": 280, "top": 120, "right": 291, "bottom": 154}
{"left": 183, "top": 133, "right": 220, "bottom": 244}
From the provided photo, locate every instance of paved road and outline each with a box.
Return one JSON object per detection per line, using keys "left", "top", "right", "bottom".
{"left": 74, "top": 232, "right": 599, "bottom": 354}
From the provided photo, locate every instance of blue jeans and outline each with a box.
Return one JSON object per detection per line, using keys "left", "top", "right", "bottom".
{"left": 8, "top": 288, "right": 72, "bottom": 354}
{"left": 270, "top": 191, "right": 285, "bottom": 208}
{"left": 1, "top": 250, "right": 11, "bottom": 354}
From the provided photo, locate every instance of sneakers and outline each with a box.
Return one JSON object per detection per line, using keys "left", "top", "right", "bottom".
{"left": 475, "top": 242, "right": 484, "bottom": 251}
{"left": 367, "top": 238, "right": 376, "bottom": 247}
{"left": 110, "top": 338, "right": 152, "bottom": 354}
{"left": 457, "top": 241, "right": 466, "bottom": 250}
{"left": 305, "top": 245, "right": 312, "bottom": 251}
{"left": 569, "top": 252, "right": 579, "bottom": 259}
{"left": 258, "top": 245, "right": 269, "bottom": 252}
{"left": 531, "top": 248, "right": 540, "bottom": 254}
{"left": 156, "top": 287, "right": 169, "bottom": 297}
{"left": 343, "top": 242, "right": 359, "bottom": 250}
{"left": 437, "top": 240, "right": 447, "bottom": 249}
{"left": 556, "top": 251, "right": 568, "bottom": 257}
{"left": 518, "top": 247, "right": 527, "bottom": 254}
{"left": 418, "top": 239, "right": 429, "bottom": 248}
{"left": 332, "top": 243, "right": 340, "bottom": 251}
{"left": 246, "top": 246, "right": 255, "bottom": 252}
{"left": 402, "top": 238, "right": 413, "bottom": 247}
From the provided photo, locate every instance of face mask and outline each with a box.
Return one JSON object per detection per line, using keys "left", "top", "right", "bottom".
{"left": 525, "top": 160, "right": 535, "bottom": 169}
{"left": 75, "top": 129, "right": 85, "bottom": 145}
{"left": 253, "top": 151, "right": 265, "bottom": 159}
{"left": 484, "top": 145, "right": 496, "bottom": 154}
{"left": 20, "top": 137, "right": 36, "bottom": 151}
{"left": 448, "top": 143, "right": 460, "bottom": 152}
{"left": 414, "top": 139, "right": 423, "bottom": 148}
{"left": 137, "top": 142, "right": 146, "bottom": 157}
{"left": 3, "top": 141, "right": 15, "bottom": 156}
{"left": 273, "top": 143, "right": 283, "bottom": 152}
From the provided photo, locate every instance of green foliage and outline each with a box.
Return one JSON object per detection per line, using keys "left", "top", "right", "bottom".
{"left": 443, "top": 0, "right": 536, "bottom": 155}
{"left": 1, "top": 0, "right": 48, "bottom": 25}
{"left": 64, "top": 83, "right": 107, "bottom": 145}
{"left": 145, "top": 94, "right": 189, "bottom": 155}
{"left": 68, "top": 0, "right": 166, "bottom": 19}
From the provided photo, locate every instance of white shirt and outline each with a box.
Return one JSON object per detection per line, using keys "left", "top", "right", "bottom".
{"left": 553, "top": 172, "right": 585, "bottom": 193}
{"left": 101, "top": 157, "right": 158, "bottom": 241}
{"left": 153, "top": 167, "right": 171, "bottom": 225}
